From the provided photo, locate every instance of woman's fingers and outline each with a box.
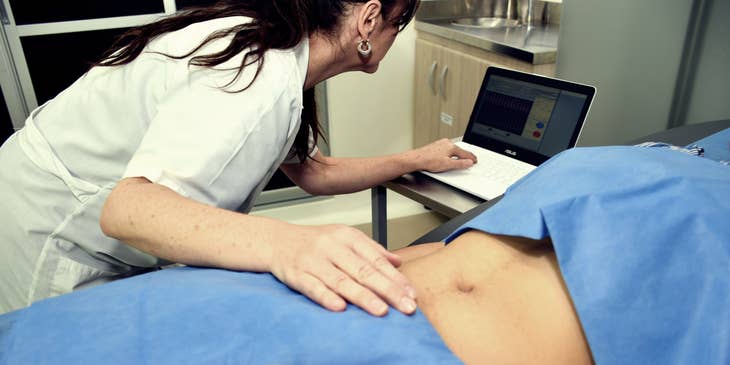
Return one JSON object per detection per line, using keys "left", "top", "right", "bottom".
{"left": 420, "top": 138, "right": 477, "bottom": 172}
{"left": 380, "top": 248, "right": 403, "bottom": 268}
{"left": 314, "top": 263, "right": 389, "bottom": 316}
{"left": 350, "top": 242, "right": 416, "bottom": 298}
{"left": 327, "top": 243, "right": 417, "bottom": 315}
{"left": 293, "top": 272, "right": 347, "bottom": 312}
{"left": 285, "top": 250, "right": 412, "bottom": 316}
{"left": 447, "top": 156, "right": 475, "bottom": 170}
{"left": 269, "top": 225, "right": 419, "bottom": 316}
{"left": 450, "top": 144, "right": 477, "bottom": 163}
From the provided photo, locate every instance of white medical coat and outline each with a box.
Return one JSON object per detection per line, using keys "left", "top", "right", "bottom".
{"left": 0, "top": 16, "right": 312, "bottom": 313}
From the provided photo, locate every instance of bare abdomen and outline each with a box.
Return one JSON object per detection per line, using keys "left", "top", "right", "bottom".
{"left": 400, "top": 231, "right": 593, "bottom": 365}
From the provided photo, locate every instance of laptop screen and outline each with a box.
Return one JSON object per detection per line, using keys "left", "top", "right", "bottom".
{"left": 462, "top": 67, "right": 595, "bottom": 165}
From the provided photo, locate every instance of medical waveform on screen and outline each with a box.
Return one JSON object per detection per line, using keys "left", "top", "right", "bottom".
{"left": 480, "top": 91, "right": 532, "bottom": 135}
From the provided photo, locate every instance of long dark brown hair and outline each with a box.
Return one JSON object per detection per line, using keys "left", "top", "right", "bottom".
{"left": 96, "top": 0, "right": 419, "bottom": 162}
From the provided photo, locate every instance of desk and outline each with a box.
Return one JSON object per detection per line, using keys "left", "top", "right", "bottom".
{"left": 370, "top": 174, "right": 483, "bottom": 246}
{"left": 371, "top": 119, "right": 730, "bottom": 246}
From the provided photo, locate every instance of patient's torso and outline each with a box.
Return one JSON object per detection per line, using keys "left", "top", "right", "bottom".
{"left": 400, "top": 232, "right": 593, "bottom": 364}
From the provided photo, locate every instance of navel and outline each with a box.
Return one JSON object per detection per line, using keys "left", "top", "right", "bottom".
{"left": 456, "top": 275, "right": 475, "bottom": 294}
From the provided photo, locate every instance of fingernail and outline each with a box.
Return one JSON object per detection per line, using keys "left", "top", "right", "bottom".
{"left": 370, "top": 299, "right": 388, "bottom": 315}
{"left": 406, "top": 285, "right": 417, "bottom": 299}
{"left": 400, "top": 297, "right": 417, "bottom": 313}
{"left": 329, "top": 297, "right": 346, "bottom": 311}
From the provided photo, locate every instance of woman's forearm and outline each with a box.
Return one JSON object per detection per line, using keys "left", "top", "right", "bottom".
{"left": 100, "top": 177, "right": 419, "bottom": 317}
{"left": 100, "top": 177, "right": 286, "bottom": 271}
{"left": 284, "top": 153, "right": 419, "bottom": 195}
{"left": 282, "top": 139, "right": 476, "bottom": 195}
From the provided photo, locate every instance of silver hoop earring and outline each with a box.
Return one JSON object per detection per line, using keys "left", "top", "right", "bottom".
{"left": 357, "top": 39, "right": 372, "bottom": 57}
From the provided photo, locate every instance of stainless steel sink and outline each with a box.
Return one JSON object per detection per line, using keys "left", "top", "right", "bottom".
{"left": 418, "top": 0, "right": 558, "bottom": 28}
{"left": 451, "top": 17, "right": 521, "bottom": 28}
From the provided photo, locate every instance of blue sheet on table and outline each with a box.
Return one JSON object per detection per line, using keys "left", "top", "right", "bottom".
{"left": 446, "top": 142, "right": 730, "bottom": 365}
{"left": 0, "top": 268, "right": 460, "bottom": 364}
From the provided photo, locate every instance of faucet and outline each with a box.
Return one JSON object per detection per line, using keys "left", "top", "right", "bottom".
{"left": 521, "top": 0, "right": 535, "bottom": 48}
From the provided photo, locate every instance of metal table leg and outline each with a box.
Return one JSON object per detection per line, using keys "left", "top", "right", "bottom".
{"left": 371, "top": 185, "right": 387, "bottom": 248}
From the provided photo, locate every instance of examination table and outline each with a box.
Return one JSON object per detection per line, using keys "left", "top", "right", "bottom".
{"left": 1, "top": 122, "right": 728, "bottom": 364}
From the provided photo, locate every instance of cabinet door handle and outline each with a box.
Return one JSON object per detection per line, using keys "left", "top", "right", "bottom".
{"left": 439, "top": 65, "right": 449, "bottom": 98}
{"left": 427, "top": 61, "right": 438, "bottom": 96}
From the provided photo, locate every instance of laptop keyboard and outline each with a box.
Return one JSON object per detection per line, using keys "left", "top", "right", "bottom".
{"left": 421, "top": 141, "right": 536, "bottom": 200}
{"left": 467, "top": 151, "right": 535, "bottom": 186}
{"left": 460, "top": 143, "right": 535, "bottom": 186}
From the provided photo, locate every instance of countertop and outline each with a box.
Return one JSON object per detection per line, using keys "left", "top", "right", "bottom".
{"left": 415, "top": 19, "right": 559, "bottom": 65}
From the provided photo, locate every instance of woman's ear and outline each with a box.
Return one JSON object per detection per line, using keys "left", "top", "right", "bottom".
{"left": 356, "top": 0, "right": 383, "bottom": 40}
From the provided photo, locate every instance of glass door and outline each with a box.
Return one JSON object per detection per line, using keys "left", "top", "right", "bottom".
{"left": 0, "top": 1, "right": 26, "bottom": 142}
{"left": 0, "top": 0, "right": 173, "bottom": 128}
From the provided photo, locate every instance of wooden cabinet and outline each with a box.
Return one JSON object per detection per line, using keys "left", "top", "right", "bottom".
{"left": 413, "top": 32, "right": 556, "bottom": 147}
{"left": 414, "top": 38, "right": 489, "bottom": 147}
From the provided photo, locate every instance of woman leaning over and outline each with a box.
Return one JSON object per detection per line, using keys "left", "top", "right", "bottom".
{"left": 0, "top": 0, "right": 477, "bottom": 315}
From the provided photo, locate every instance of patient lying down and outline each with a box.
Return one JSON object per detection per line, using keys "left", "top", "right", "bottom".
{"left": 399, "top": 145, "right": 730, "bottom": 364}
{"left": 2, "top": 146, "right": 728, "bottom": 364}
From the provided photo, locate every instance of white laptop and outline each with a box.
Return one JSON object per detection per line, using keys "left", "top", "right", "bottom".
{"left": 422, "top": 66, "right": 596, "bottom": 200}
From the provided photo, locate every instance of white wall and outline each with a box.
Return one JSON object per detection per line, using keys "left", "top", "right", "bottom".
{"left": 328, "top": 25, "right": 417, "bottom": 157}
{"left": 556, "top": 0, "right": 695, "bottom": 146}
{"left": 253, "top": 24, "right": 426, "bottom": 226}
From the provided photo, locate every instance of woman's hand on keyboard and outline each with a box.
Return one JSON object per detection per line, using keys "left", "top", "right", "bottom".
{"left": 412, "top": 139, "right": 477, "bottom": 172}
